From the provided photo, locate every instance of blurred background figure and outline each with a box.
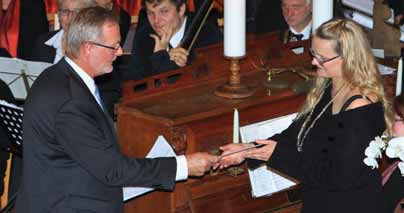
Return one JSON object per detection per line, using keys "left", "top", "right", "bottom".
{"left": 95, "top": 0, "right": 131, "bottom": 46}
{"left": 383, "top": 94, "right": 404, "bottom": 213}
{"left": 30, "top": 0, "right": 95, "bottom": 63}
{"left": 0, "top": 0, "right": 49, "bottom": 59}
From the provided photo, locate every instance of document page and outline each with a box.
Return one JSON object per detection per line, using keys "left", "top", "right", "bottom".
{"left": 240, "top": 113, "right": 297, "bottom": 197}
{"left": 123, "top": 135, "right": 176, "bottom": 202}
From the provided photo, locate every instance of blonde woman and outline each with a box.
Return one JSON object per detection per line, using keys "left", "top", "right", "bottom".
{"left": 217, "top": 19, "right": 393, "bottom": 213}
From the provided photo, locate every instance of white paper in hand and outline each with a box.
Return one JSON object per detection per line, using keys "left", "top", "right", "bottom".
{"left": 123, "top": 135, "right": 176, "bottom": 201}
{"left": 240, "top": 113, "right": 297, "bottom": 197}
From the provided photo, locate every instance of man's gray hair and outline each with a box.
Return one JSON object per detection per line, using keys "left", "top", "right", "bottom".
{"left": 57, "top": 0, "right": 96, "bottom": 10}
{"left": 63, "top": 6, "right": 119, "bottom": 59}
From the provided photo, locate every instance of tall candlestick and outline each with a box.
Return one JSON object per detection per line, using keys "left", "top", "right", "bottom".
{"left": 396, "top": 57, "right": 403, "bottom": 96}
{"left": 224, "top": 0, "right": 245, "bottom": 57}
{"left": 313, "top": 0, "right": 333, "bottom": 32}
{"left": 233, "top": 109, "right": 239, "bottom": 143}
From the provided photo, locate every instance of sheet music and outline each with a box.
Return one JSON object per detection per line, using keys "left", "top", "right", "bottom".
{"left": 0, "top": 57, "right": 52, "bottom": 99}
{"left": 240, "top": 113, "right": 297, "bottom": 197}
{"left": 123, "top": 135, "right": 176, "bottom": 202}
{"left": 378, "top": 64, "right": 395, "bottom": 75}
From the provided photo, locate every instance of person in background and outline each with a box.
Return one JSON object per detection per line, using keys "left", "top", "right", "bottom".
{"left": 383, "top": 93, "right": 404, "bottom": 213}
{"left": 0, "top": 0, "right": 49, "bottom": 59}
{"left": 254, "top": 0, "right": 312, "bottom": 43}
{"left": 30, "top": 0, "right": 96, "bottom": 63}
{"left": 15, "top": 7, "right": 218, "bottom": 213}
{"left": 94, "top": 0, "right": 131, "bottom": 46}
{"left": 125, "top": 0, "right": 222, "bottom": 81}
{"left": 388, "top": 0, "right": 404, "bottom": 26}
{"left": 216, "top": 19, "right": 392, "bottom": 213}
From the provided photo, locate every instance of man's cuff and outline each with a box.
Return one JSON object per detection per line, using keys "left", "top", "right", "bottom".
{"left": 175, "top": 155, "right": 188, "bottom": 181}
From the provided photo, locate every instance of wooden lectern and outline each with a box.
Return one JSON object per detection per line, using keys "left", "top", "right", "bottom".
{"left": 118, "top": 32, "right": 313, "bottom": 213}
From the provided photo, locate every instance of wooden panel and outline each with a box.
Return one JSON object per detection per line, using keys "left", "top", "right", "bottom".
{"left": 118, "top": 32, "right": 311, "bottom": 213}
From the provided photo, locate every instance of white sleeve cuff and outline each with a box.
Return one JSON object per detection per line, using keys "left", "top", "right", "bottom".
{"left": 175, "top": 155, "right": 188, "bottom": 181}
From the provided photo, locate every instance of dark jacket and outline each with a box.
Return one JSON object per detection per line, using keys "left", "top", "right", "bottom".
{"left": 268, "top": 85, "right": 386, "bottom": 213}
{"left": 15, "top": 58, "right": 177, "bottom": 213}
{"left": 30, "top": 30, "right": 59, "bottom": 63}
{"left": 126, "top": 12, "right": 222, "bottom": 81}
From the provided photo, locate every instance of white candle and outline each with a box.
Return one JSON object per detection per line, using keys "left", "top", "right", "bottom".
{"left": 54, "top": 13, "right": 60, "bottom": 30}
{"left": 312, "top": 0, "right": 333, "bottom": 32}
{"left": 396, "top": 57, "right": 403, "bottom": 96}
{"left": 233, "top": 109, "right": 239, "bottom": 143}
{"left": 224, "top": 0, "right": 246, "bottom": 57}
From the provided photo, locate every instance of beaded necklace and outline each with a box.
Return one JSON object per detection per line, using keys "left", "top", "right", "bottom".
{"left": 296, "top": 83, "right": 347, "bottom": 152}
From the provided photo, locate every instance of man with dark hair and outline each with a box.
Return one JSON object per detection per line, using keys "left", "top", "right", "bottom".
{"left": 125, "top": 0, "right": 222, "bottom": 80}
{"left": 15, "top": 7, "right": 218, "bottom": 213}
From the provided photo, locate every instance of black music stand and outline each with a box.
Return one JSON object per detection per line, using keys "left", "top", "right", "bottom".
{"left": 0, "top": 100, "right": 23, "bottom": 213}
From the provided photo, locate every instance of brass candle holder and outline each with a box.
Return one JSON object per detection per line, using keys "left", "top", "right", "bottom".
{"left": 214, "top": 57, "right": 254, "bottom": 99}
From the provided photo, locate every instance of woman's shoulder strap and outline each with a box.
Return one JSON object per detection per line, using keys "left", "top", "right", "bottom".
{"left": 340, "top": 95, "right": 373, "bottom": 112}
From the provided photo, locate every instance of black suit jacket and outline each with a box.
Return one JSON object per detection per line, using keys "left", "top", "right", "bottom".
{"left": 15, "top": 58, "right": 177, "bottom": 213}
{"left": 117, "top": 6, "right": 131, "bottom": 45}
{"left": 18, "top": 0, "right": 49, "bottom": 60}
{"left": 126, "top": 13, "right": 223, "bottom": 80}
{"left": 30, "top": 30, "right": 59, "bottom": 63}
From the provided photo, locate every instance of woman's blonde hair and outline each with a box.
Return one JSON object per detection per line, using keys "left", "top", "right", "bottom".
{"left": 298, "top": 18, "right": 393, "bottom": 134}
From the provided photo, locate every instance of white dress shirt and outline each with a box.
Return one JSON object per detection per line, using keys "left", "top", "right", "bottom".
{"left": 290, "top": 21, "right": 312, "bottom": 41}
{"left": 169, "top": 17, "right": 187, "bottom": 48}
{"left": 45, "top": 30, "right": 64, "bottom": 64}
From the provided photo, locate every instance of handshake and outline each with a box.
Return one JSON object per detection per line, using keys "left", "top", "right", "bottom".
{"left": 185, "top": 140, "right": 277, "bottom": 176}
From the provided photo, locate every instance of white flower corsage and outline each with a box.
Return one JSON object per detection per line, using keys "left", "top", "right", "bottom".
{"left": 363, "top": 135, "right": 404, "bottom": 176}
{"left": 363, "top": 136, "right": 387, "bottom": 169}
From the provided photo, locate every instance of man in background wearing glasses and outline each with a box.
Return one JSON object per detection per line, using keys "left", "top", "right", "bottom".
{"left": 30, "top": 0, "right": 95, "bottom": 64}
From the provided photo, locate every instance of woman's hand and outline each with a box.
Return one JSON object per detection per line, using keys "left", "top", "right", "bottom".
{"left": 244, "top": 140, "right": 277, "bottom": 161}
{"left": 214, "top": 143, "right": 250, "bottom": 169}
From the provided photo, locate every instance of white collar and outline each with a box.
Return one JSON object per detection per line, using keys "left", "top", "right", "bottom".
{"left": 45, "top": 30, "right": 64, "bottom": 49}
{"left": 65, "top": 57, "right": 96, "bottom": 96}
{"left": 290, "top": 21, "right": 312, "bottom": 40}
{"left": 45, "top": 30, "right": 65, "bottom": 63}
{"left": 170, "top": 17, "right": 187, "bottom": 48}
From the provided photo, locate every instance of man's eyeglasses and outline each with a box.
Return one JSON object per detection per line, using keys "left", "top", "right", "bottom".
{"left": 309, "top": 48, "right": 340, "bottom": 66}
{"left": 57, "top": 8, "right": 81, "bottom": 17}
{"left": 88, "top": 41, "right": 121, "bottom": 52}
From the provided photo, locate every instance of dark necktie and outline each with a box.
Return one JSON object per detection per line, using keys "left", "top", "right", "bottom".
{"left": 291, "top": 33, "right": 304, "bottom": 41}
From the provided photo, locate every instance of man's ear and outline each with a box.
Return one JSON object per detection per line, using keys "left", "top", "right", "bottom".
{"left": 82, "top": 42, "right": 92, "bottom": 56}
{"left": 179, "top": 3, "right": 186, "bottom": 17}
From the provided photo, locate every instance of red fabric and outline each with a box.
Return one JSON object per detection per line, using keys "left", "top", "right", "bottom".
{"left": 0, "top": 0, "right": 21, "bottom": 57}
{"left": 382, "top": 161, "right": 400, "bottom": 186}
{"left": 44, "top": 0, "right": 195, "bottom": 16}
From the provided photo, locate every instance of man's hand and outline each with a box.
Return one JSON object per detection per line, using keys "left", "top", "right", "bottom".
{"left": 168, "top": 47, "right": 189, "bottom": 67}
{"left": 186, "top": 152, "right": 219, "bottom": 176}
{"left": 150, "top": 23, "right": 175, "bottom": 52}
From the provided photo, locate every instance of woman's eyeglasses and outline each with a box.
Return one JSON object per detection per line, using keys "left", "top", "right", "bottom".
{"left": 309, "top": 48, "right": 340, "bottom": 66}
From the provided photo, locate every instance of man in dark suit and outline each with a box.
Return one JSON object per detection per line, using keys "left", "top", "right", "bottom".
{"left": 255, "top": 0, "right": 312, "bottom": 43}
{"left": 125, "top": 0, "right": 222, "bottom": 81}
{"left": 15, "top": 7, "right": 218, "bottom": 213}
{"left": 30, "top": 0, "right": 96, "bottom": 64}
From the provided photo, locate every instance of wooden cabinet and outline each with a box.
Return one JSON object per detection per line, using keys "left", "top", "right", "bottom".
{"left": 117, "top": 32, "right": 312, "bottom": 212}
